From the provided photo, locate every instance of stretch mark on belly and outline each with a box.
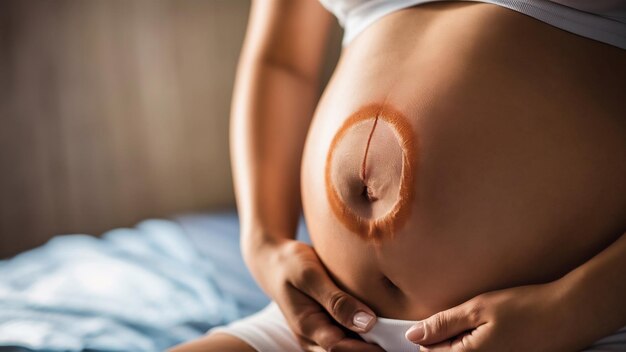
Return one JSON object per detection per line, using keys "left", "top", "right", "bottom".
{"left": 325, "top": 104, "right": 417, "bottom": 242}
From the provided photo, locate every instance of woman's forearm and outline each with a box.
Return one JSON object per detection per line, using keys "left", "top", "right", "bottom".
{"left": 230, "top": 1, "right": 332, "bottom": 260}
{"left": 231, "top": 58, "right": 319, "bottom": 249}
{"left": 557, "top": 230, "right": 626, "bottom": 347}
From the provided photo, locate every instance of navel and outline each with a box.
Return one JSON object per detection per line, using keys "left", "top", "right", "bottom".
{"left": 325, "top": 104, "right": 417, "bottom": 242}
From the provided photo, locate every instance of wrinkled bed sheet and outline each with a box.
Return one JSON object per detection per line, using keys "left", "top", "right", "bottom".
{"left": 0, "top": 211, "right": 309, "bottom": 351}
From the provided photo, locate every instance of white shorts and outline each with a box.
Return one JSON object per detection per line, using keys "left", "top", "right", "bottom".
{"left": 211, "top": 302, "right": 626, "bottom": 352}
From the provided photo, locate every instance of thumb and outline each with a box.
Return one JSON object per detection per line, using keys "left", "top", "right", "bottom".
{"left": 323, "top": 289, "right": 378, "bottom": 333}
{"left": 405, "top": 302, "right": 481, "bottom": 345}
{"left": 294, "top": 265, "right": 377, "bottom": 333}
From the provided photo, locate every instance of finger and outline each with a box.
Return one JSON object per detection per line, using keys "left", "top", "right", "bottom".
{"left": 298, "top": 307, "right": 383, "bottom": 351}
{"left": 298, "top": 336, "right": 330, "bottom": 352}
{"left": 291, "top": 264, "right": 377, "bottom": 333}
{"left": 298, "top": 306, "right": 346, "bottom": 350}
{"left": 421, "top": 336, "right": 475, "bottom": 352}
{"left": 405, "top": 301, "right": 483, "bottom": 346}
{"left": 279, "top": 286, "right": 345, "bottom": 350}
{"left": 282, "top": 284, "right": 380, "bottom": 351}
{"left": 300, "top": 340, "right": 326, "bottom": 352}
{"left": 420, "top": 340, "right": 453, "bottom": 352}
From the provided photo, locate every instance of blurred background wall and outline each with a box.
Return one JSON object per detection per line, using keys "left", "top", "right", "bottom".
{"left": 0, "top": 0, "right": 342, "bottom": 258}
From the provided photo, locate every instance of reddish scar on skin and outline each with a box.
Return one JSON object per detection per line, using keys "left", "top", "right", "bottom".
{"left": 325, "top": 104, "right": 417, "bottom": 242}
{"left": 361, "top": 116, "right": 379, "bottom": 184}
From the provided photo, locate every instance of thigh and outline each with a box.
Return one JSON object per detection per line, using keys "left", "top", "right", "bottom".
{"left": 171, "top": 302, "right": 302, "bottom": 352}
{"left": 169, "top": 332, "right": 256, "bottom": 352}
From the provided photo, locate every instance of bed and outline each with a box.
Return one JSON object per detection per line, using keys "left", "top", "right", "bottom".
{"left": 0, "top": 210, "right": 310, "bottom": 351}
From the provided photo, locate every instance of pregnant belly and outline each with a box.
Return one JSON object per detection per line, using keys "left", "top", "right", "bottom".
{"left": 301, "top": 2, "right": 626, "bottom": 320}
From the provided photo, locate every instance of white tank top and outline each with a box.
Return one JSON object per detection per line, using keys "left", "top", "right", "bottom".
{"left": 319, "top": 0, "right": 626, "bottom": 49}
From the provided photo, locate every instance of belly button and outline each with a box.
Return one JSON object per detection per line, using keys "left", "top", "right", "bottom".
{"left": 382, "top": 275, "right": 400, "bottom": 291}
{"left": 324, "top": 103, "right": 417, "bottom": 241}
{"left": 361, "top": 184, "right": 378, "bottom": 202}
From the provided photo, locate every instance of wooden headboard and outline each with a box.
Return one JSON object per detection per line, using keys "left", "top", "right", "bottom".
{"left": 0, "top": 0, "right": 341, "bottom": 258}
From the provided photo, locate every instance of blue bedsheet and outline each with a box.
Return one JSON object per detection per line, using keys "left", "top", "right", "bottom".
{"left": 0, "top": 211, "right": 300, "bottom": 352}
{"left": 174, "top": 212, "right": 310, "bottom": 317}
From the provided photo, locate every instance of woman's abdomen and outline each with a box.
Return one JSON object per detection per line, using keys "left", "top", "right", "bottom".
{"left": 301, "top": 2, "right": 626, "bottom": 320}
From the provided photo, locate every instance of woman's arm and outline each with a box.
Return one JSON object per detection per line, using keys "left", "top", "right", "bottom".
{"left": 556, "top": 230, "right": 626, "bottom": 349}
{"left": 232, "top": 0, "right": 331, "bottom": 251}
{"left": 232, "top": 1, "right": 381, "bottom": 351}
{"left": 405, "top": 230, "right": 626, "bottom": 351}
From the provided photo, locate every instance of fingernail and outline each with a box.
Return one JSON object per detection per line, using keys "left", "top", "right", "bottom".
{"left": 353, "top": 311, "right": 374, "bottom": 329}
{"left": 405, "top": 321, "right": 425, "bottom": 342}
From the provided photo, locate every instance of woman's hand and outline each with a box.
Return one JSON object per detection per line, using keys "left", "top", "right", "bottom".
{"left": 247, "top": 238, "right": 383, "bottom": 352}
{"left": 406, "top": 230, "right": 626, "bottom": 352}
{"left": 405, "top": 282, "right": 572, "bottom": 352}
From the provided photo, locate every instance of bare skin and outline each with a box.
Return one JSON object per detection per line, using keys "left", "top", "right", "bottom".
{"left": 305, "top": 1, "right": 626, "bottom": 320}
{"left": 326, "top": 104, "right": 417, "bottom": 241}
{"left": 173, "top": 1, "right": 626, "bottom": 351}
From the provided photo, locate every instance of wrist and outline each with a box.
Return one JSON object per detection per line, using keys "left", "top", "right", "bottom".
{"left": 241, "top": 227, "right": 289, "bottom": 263}
{"left": 240, "top": 227, "right": 295, "bottom": 293}
{"left": 547, "top": 272, "right": 602, "bottom": 351}
{"left": 528, "top": 279, "right": 576, "bottom": 352}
